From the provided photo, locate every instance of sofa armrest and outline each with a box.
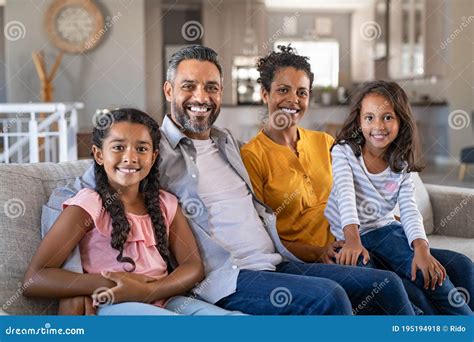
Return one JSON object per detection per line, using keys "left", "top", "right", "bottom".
{"left": 425, "top": 184, "right": 474, "bottom": 238}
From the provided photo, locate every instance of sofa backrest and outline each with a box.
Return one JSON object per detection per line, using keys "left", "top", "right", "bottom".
{"left": 0, "top": 160, "right": 92, "bottom": 315}
{"left": 394, "top": 172, "right": 435, "bottom": 235}
{"left": 0, "top": 160, "right": 436, "bottom": 315}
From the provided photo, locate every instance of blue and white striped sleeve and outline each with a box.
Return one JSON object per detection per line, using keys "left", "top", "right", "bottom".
{"left": 331, "top": 144, "right": 360, "bottom": 231}
{"left": 398, "top": 171, "right": 428, "bottom": 247}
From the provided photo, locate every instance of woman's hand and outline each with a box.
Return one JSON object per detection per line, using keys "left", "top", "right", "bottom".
{"left": 92, "top": 272, "right": 156, "bottom": 306}
{"left": 412, "top": 239, "right": 446, "bottom": 290}
{"left": 335, "top": 240, "right": 370, "bottom": 266}
{"left": 318, "top": 241, "right": 345, "bottom": 264}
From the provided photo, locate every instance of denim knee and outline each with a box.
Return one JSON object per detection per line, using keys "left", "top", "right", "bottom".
{"left": 310, "top": 281, "right": 352, "bottom": 315}
{"left": 383, "top": 271, "right": 407, "bottom": 293}
{"left": 380, "top": 271, "right": 415, "bottom": 315}
{"left": 450, "top": 252, "right": 473, "bottom": 268}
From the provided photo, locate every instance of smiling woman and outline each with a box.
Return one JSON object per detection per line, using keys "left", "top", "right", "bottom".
{"left": 241, "top": 45, "right": 337, "bottom": 258}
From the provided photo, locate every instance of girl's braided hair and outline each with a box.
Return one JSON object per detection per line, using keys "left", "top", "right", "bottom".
{"left": 91, "top": 108, "right": 170, "bottom": 272}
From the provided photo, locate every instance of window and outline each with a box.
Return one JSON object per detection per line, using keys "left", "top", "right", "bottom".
{"left": 275, "top": 40, "right": 339, "bottom": 88}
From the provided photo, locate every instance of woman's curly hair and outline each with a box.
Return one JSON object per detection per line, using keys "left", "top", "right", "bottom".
{"left": 333, "top": 80, "right": 424, "bottom": 173}
{"left": 91, "top": 108, "right": 171, "bottom": 272}
{"left": 256, "top": 44, "right": 314, "bottom": 92}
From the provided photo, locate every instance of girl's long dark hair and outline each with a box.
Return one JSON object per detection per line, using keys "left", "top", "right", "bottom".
{"left": 91, "top": 108, "right": 170, "bottom": 272}
{"left": 333, "top": 80, "right": 424, "bottom": 173}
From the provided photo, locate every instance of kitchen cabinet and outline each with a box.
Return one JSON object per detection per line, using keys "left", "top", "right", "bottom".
{"left": 389, "top": 0, "right": 426, "bottom": 78}
{"left": 389, "top": 0, "right": 447, "bottom": 79}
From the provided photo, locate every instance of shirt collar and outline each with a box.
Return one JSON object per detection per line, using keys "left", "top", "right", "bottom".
{"left": 161, "top": 114, "right": 229, "bottom": 148}
{"left": 161, "top": 115, "right": 188, "bottom": 149}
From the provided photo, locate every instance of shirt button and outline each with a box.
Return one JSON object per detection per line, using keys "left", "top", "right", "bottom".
{"left": 191, "top": 174, "right": 196, "bottom": 178}
{"left": 190, "top": 156, "right": 194, "bottom": 161}
{"left": 232, "top": 265, "right": 238, "bottom": 270}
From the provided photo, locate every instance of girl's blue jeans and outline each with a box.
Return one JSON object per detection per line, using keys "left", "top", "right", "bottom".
{"left": 360, "top": 222, "right": 473, "bottom": 315}
{"left": 97, "top": 295, "right": 245, "bottom": 315}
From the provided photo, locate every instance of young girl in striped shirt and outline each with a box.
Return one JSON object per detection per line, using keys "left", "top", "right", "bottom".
{"left": 324, "top": 80, "right": 472, "bottom": 315}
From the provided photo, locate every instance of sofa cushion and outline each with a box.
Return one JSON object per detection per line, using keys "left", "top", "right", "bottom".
{"left": 0, "top": 160, "right": 92, "bottom": 315}
{"left": 394, "top": 172, "right": 434, "bottom": 235}
{"left": 428, "top": 235, "right": 474, "bottom": 261}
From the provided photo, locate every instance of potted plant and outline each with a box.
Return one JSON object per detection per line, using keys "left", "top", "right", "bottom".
{"left": 320, "top": 85, "right": 334, "bottom": 106}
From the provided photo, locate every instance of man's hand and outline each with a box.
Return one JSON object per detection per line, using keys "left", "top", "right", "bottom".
{"left": 412, "top": 239, "right": 446, "bottom": 290}
{"left": 92, "top": 272, "right": 156, "bottom": 306}
{"left": 58, "top": 296, "right": 96, "bottom": 315}
{"left": 318, "top": 240, "right": 345, "bottom": 264}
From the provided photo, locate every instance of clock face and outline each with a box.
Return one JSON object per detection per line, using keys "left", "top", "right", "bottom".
{"left": 56, "top": 7, "right": 94, "bottom": 44}
{"left": 45, "top": 0, "right": 104, "bottom": 54}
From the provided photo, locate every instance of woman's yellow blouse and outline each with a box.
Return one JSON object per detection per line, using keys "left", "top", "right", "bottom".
{"left": 241, "top": 128, "right": 335, "bottom": 247}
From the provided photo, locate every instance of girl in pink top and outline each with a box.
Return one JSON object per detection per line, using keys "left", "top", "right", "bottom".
{"left": 23, "top": 108, "right": 228, "bottom": 315}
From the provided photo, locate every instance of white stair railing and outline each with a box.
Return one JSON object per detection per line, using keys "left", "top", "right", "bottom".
{"left": 0, "top": 102, "right": 83, "bottom": 163}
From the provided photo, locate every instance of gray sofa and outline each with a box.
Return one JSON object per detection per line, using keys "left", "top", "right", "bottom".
{"left": 1, "top": 160, "right": 473, "bottom": 315}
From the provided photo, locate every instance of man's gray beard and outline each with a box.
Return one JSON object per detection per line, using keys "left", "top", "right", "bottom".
{"left": 172, "top": 102, "right": 220, "bottom": 134}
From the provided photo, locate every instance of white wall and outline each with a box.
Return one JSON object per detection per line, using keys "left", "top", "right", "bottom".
{"left": 0, "top": 6, "right": 6, "bottom": 102}
{"left": 203, "top": 0, "right": 268, "bottom": 106}
{"left": 445, "top": 0, "right": 474, "bottom": 162}
{"left": 4, "top": 0, "right": 147, "bottom": 132}
{"left": 351, "top": 2, "right": 375, "bottom": 82}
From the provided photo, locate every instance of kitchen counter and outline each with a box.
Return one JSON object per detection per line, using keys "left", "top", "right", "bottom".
{"left": 217, "top": 103, "right": 450, "bottom": 163}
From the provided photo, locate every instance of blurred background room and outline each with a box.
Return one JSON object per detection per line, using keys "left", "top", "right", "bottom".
{"left": 0, "top": 0, "right": 473, "bottom": 187}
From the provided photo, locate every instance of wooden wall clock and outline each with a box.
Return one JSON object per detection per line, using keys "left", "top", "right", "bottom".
{"left": 44, "top": 0, "right": 105, "bottom": 54}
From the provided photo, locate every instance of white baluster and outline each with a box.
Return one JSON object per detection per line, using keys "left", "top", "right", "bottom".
{"left": 58, "top": 110, "right": 68, "bottom": 162}
{"left": 29, "top": 112, "right": 39, "bottom": 163}
{"left": 44, "top": 132, "right": 51, "bottom": 163}
{"left": 69, "top": 108, "right": 78, "bottom": 161}
{"left": 3, "top": 132, "right": 9, "bottom": 164}
{"left": 16, "top": 117, "right": 23, "bottom": 162}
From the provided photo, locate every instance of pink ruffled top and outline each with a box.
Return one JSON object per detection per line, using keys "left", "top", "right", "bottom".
{"left": 63, "top": 188, "right": 178, "bottom": 307}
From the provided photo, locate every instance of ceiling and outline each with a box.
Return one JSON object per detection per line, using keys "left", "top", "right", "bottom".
{"left": 264, "top": 0, "right": 375, "bottom": 12}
